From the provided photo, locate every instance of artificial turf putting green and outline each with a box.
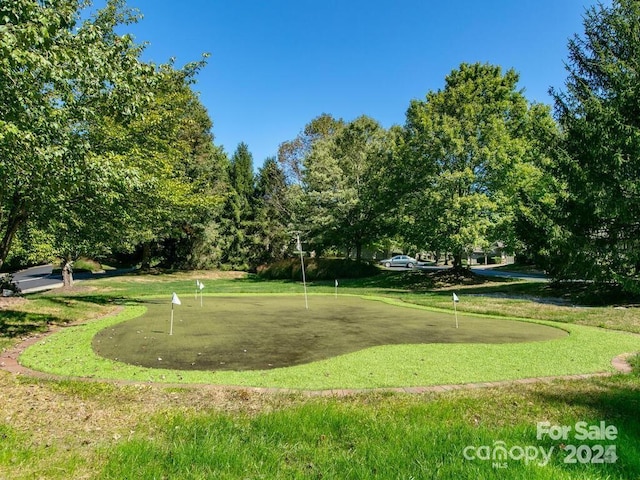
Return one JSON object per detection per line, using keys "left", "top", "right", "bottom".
{"left": 92, "top": 295, "right": 566, "bottom": 371}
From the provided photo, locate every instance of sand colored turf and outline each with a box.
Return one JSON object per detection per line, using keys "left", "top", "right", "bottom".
{"left": 92, "top": 295, "right": 566, "bottom": 371}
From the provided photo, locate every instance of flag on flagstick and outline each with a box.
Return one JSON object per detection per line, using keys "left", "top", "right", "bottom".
{"left": 335, "top": 279, "right": 339, "bottom": 298}
{"left": 195, "top": 280, "right": 200, "bottom": 299}
{"left": 452, "top": 292, "right": 459, "bottom": 328}
{"left": 170, "top": 292, "right": 181, "bottom": 335}
{"left": 172, "top": 292, "right": 181, "bottom": 305}
{"left": 198, "top": 281, "right": 204, "bottom": 306}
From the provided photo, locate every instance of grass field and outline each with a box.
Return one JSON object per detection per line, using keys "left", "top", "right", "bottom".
{"left": 1, "top": 269, "right": 639, "bottom": 479}
{"left": 92, "top": 294, "right": 565, "bottom": 371}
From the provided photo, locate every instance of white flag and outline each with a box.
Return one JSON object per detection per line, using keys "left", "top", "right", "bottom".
{"left": 296, "top": 238, "right": 302, "bottom": 252}
{"left": 196, "top": 280, "right": 201, "bottom": 288}
{"left": 453, "top": 292, "right": 459, "bottom": 303}
{"left": 171, "top": 292, "right": 181, "bottom": 305}
{"left": 335, "top": 279, "right": 339, "bottom": 287}
{"left": 199, "top": 281, "right": 205, "bottom": 290}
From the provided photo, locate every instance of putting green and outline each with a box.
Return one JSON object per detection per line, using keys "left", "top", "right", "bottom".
{"left": 93, "top": 295, "right": 566, "bottom": 371}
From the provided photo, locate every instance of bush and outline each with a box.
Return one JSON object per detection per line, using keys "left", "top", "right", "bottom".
{"left": 256, "top": 258, "right": 380, "bottom": 281}
{"left": 0, "top": 273, "right": 21, "bottom": 295}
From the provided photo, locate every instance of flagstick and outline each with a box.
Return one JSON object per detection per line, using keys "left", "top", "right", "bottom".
{"left": 454, "top": 299, "right": 459, "bottom": 329}
{"left": 300, "top": 249, "right": 308, "bottom": 310}
{"left": 170, "top": 303, "right": 174, "bottom": 336}
{"left": 200, "top": 289, "right": 203, "bottom": 307}
{"left": 335, "top": 279, "right": 338, "bottom": 299}
{"left": 296, "top": 233, "right": 308, "bottom": 310}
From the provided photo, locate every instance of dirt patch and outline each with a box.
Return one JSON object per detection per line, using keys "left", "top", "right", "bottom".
{"left": 466, "top": 292, "right": 574, "bottom": 307}
{"left": 0, "top": 371, "right": 290, "bottom": 452}
{"left": 431, "top": 268, "right": 490, "bottom": 287}
{"left": 0, "top": 296, "right": 27, "bottom": 309}
{"left": 121, "top": 270, "right": 248, "bottom": 282}
{"left": 40, "top": 285, "right": 98, "bottom": 296}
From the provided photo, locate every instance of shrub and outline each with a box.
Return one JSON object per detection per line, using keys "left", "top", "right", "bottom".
{"left": 0, "top": 273, "right": 21, "bottom": 295}
{"left": 256, "top": 258, "right": 379, "bottom": 281}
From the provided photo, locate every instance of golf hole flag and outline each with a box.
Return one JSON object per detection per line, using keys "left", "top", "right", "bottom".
{"left": 198, "top": 281, "right": 204, "bottom": 306}
{"left": 452, "top": 292, "right": 459, "bottom": 328}
{"left": 170, "top": 292, "right": 181, "bottom": 335}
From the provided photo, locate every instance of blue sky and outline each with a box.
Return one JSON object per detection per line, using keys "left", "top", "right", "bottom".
{"left": 115, "top": 0, "right": 599, "bottom": 167}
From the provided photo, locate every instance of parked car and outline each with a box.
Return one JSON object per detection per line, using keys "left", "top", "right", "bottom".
{"left": 379, "top": 255, "right": 418, "bottom": 268}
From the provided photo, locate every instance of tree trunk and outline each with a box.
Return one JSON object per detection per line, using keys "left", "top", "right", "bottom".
{"left": 355, "top": 243, "right": 362, "bottom": 262}
{"left": 0, "top": 205, "right": 28, "bottom": 271}
{"left": 452, "top": 252, "right": 464, "bottom": 270}
{"left": 141, "top": 242, "right": 152, "bottom": 270}
{"left": 62, "top": 258, "right": 74, "bottom": 288}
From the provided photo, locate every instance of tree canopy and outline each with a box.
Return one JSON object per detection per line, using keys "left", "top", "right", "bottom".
{"left": 400, "top": 63, "right": 548, "bottom": 268}
{"left": 550, "top": 0, "right": 640, "bottom": 292}
{"left": 0, "top": 0, "right": 156, "bottom": 271}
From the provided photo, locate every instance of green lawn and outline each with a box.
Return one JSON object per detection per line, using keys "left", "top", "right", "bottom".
{"left": 2, "top": 270, "right": 639, "bottom": 479}
{"left": 92, "top": 294, "right": 564, "bottom": 371}
{"left": 99, "top": 383, "right": 640, "bottom": 480}
{"left": 19, "top": 291, "right": 637, "bottom": 389}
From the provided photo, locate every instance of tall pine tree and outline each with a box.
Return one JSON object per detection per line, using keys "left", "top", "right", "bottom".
{"left": 551, "top": 0, "right": 640, "bottom": 292}
{"left": 222, "top": 142, "right": 255, "bottom": 269}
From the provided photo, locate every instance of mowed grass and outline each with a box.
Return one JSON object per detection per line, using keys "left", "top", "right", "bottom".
{"left": 18, "top": 294, "right": 637, "bottom": 390}
{"left": 2, "top": 270, "right": 640, "bottom": 479}
{"left": 93, "top": 295, "right": 564, "bottom": 371}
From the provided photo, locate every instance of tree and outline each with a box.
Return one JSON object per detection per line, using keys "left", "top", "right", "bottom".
{"left": 511, "top": 103, "right": 563, "bottom": 267}
{"left": 221, "top": 142, "right": 256, "bottom": 269}
{"left": 302, "top": 115, "right": 391, "bottom": 260}
{"left": 277, "top": 113, "right": 344, "bottom": 185}
{"left": 253, "top": 157, "right": 291, "bottom": 265}
{"left": 0, "top": 0, "right": 156, "bottom": 272}
{"left": 401, "top": 63, "right": 537, "bottom": 268}
{"left": 114, "top": 65, "right": 227, "bottom": 270}
{"left": 550, "top": 0, "right": 640, "bottom": 292}
{"left": 275, "top": 113, "right": 345, "bottom": 253}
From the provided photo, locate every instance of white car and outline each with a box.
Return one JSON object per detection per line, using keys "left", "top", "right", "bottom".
{"left": 379, "top": 255, "right": 418, "bottom": 268}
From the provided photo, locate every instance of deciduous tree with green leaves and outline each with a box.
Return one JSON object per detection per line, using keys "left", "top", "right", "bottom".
{"left": 302, "top": 115, "right": 391, "bottom": 260}
{"left": 0, "top": 0, "right": 155, "bottom": 273}
{"left": 401, "top": 63, "right": 543, "bottom": 268}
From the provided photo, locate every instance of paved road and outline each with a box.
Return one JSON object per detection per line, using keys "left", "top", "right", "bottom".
{"left": 7, "top": 263, "right": 546, "bottom": 296}
{"left": 470, "top": 266, "right": 548, "bottom": 282}
{"left": 6, "top": 264, "right": 136, "bottom": 294}
{"left": 385, "top": 264, "right": 549, "bottom": 282}
{"left": 9, "top": 265, "right": 62, "bottom": 294}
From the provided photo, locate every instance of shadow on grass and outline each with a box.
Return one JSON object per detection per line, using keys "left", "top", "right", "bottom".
{"left": 0, "top": 311, "right": 54, "bottom": 338}
{"left": 0, "top": 293, "right": 134, "bottom": 340}
{"left": 531, "top": 376, "right": 640, "bottom": 478}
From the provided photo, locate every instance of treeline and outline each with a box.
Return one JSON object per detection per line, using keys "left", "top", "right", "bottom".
{"left": 2, "top": 1, "right": 639, "bottom": 294}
